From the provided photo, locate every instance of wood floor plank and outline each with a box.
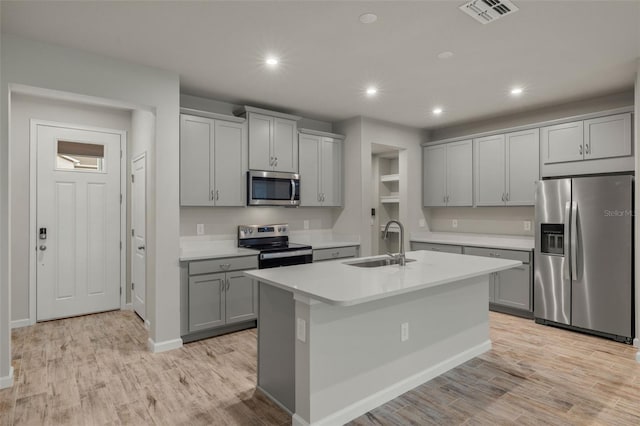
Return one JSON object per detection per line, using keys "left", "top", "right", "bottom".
{"left": 3, "top": 310, "right": 640, "bottom": 425}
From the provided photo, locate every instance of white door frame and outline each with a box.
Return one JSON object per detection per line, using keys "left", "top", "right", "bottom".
{"left": 29, "top": 119, "right": 127, "bottom": 324}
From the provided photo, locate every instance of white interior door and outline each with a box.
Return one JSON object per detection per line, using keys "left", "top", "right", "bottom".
{"left": 131, "top": 154, "right": 146, "bottom": 320}
{"left": 36, "top": 124, "right": 122, "bottom": 321}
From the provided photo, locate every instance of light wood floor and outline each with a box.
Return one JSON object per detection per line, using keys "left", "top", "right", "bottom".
{"left": 1, "top": 311, "right": 638, "bottom": 425}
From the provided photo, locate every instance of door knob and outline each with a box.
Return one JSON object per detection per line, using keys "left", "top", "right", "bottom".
{"left": 39, "top": 245, "right": 47, "bottom": 251}
{"left": 138, "top": 245, "right": 145, "bottom": 250}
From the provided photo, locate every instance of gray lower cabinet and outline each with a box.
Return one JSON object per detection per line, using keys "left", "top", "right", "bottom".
{"left": 312, "top": 246, "right": 359, "bottom": 262}
{"left": 463, "top": 246, "right": 532, "bottom": 317}
{"left": 182, "top": 255, "right": 258, "bottom": 341}
{"left": 410, "top": 241, "right": 463, "bottom": 254}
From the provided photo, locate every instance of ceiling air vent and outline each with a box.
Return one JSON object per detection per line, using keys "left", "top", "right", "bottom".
{"left": 459, "top": 0, "right": 519, "bottom": 24}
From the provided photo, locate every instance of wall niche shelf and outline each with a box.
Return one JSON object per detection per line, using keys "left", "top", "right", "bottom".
{"left": 380, "top": 174, "right": 400, "bottom": 183}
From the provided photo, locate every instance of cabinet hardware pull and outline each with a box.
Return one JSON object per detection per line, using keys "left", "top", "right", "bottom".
{"left": 215, "top": 189, "right": 220, "bottom": 200}
{"left": 501, "top": 193, "right": 505, "bottom": 202}
{"left": 332, "top": 252, "right": 339, "bottom": 257}
{"left": 585, "top": 144, "right": 590, "bottom": 155}
{"left": 210, "top": 190, "right": 214, "bottom": 201}
{"left": 443, "top": 195, "right": 446, "bottom": 203}
{"left": 579, "top": 145, "right": 583, "bottom": 155}
{"left": 505, "top": 193, "right": 509, "bottom": 201}
{"left": 226, "top": 279, "right": 230, "bottom": 291}
{"left": 220, "top": 263, "right": 231, "bottom": 270}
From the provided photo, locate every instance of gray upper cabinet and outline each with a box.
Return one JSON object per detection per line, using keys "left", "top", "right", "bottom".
{"left": 541, "top": 121, "right": 584, "bottom": 164}
{"left": 246, "top": 108, "right": 300, "bottom": 173}
{"left": 475, "top": 134, "right": 506, "bottom": 206}
{"left": 423, "top": 144, "right": 447, "bottom": 207}
{"left": 299, "top": 131, "right": 343, "bottom": 207}
{"left": 475, "top": 129, "right": 539, "bottom": 206}
{"left": 583, "top": 113, "right": 632, "bottom": 160}
{"left": 445, "top": 140, "right": 473, "bottom": 206}
{"left": 542, "top": 112, "right": 632, "bottom": 165}
{"left": 180, "top": 114, "right": 246, "bottom": 206}
{"left": 423, "top": 141, "right": 472, "bottom": 207}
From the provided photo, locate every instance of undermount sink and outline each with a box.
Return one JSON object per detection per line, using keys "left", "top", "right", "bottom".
{"left": 345, "top": 257, "right": 416, "bottom": 268}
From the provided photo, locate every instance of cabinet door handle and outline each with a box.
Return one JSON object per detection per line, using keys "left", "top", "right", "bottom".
{"left": 269, "top": 156, "right": 273, "bottom": 166}
{"left": 505, "top": 193, "right": 509, "bottom": 201}
{"left": 585, "top": 144, "right": 590, "bottom": 155}
{"left": 443, "top": 195, "right": 446, "bottom": 203}
{"left": 501, "top": 193, "right": 505, "bottom": 202}
{"left": 579, "top": 145, "right": 583, "bottom": 155}
{"left": 226, "top": 279, "right": 230, "bottom": 291}
{"left": 331, "top": 251, "right": 339, "bottom": 257}
{"left": 215, "top": 189, "right": 219, "bottom": 200}
{"left": 220, "top": 263, "right": 231, "bottom": 270}
{"left": 210, "top": 190, "right": 214, "bottom": 201}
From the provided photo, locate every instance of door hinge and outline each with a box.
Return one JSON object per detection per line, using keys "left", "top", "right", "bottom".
{"left": 131, "top": 174, "right": 135, "bottom": 183}
{"left": 132, "top": 282, "right": 135, "bottom": 290}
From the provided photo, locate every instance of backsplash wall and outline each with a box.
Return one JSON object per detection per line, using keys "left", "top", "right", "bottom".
{"left": 180, "top": 207, "right": 337, "bottom": 237}
{"left": 425, "top": 207, "right": 535, "bottom": 236}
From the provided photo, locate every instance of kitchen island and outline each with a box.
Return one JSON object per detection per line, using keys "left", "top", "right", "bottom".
{"left": 245, "top": 250, "right": 521, "bottom": 426}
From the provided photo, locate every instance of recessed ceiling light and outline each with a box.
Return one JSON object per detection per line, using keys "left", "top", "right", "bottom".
{"left": 265, "top": 57, "right": 279, "bottom": 67}
{"left": 359, "top": 13, "right": 378, "bottom": 24}
{"left": 437, "top": 51, "right": 454, "bottom": 59}
{"left": 510, "top": 87, "right": 524, "bottom": 95}
{"left": 432, "top": 107, "right": 443, "bottom": 115}
{"left": 366, "top": 87, "right": 378, "bottom": 96}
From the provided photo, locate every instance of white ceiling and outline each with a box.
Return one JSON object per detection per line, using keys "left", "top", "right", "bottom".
{"left": 2, "top": 1, "right": 639, "bottom": 129}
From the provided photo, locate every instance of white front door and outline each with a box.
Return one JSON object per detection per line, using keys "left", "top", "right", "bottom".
{"left": 36, "top": 123, "right": 122, "bottom": 321}
{"left": 131, "top": 153, "right": 146, "bottom": 320}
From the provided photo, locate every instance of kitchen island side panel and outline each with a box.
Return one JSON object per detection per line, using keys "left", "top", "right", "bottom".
{"left": 258, "top": 283, "right": 296, "bottom": 413}
{"left": 294, "top": 276, "right": 490, "bottom": 425}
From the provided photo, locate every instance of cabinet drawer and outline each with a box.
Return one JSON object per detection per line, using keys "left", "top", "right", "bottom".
{"left": 189, "top": 256, "right": 258, "bottom": 275}
{"left": 411, "top": 242, "right": 463, "bottom": 254}
{"left": 313, "top": 246, "right": 359, "bottom": 261}
{"left": 463, "top": 246, "right": 530, "bottom": 264}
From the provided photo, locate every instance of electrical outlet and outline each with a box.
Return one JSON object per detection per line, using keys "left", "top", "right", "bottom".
{"left": 419, "top": 219, "right": 426, "bottom": 228}
{"left": 401, "top": 322, "right": 409, "bottom": 342}
{"left": 196, "top": 224, "right": 205, "bottom": 235}
{"left": 452, "top": 219, "right": 458, "bottom": 229}
{"left": 296, "top": 318, "right": 306, "bottom": 343}
{"left": 524, "top": 221, "right": 531, "bottom": 231}
{"left": 303, "top": 220, "right": 309, "bottom": 230}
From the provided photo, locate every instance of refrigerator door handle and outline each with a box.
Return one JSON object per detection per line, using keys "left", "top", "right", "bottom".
{"left": 570, "top": 201, "right": 578, "bottom": 280}
{"left": 564, "top": 201, "right": 571, "bottom": 280}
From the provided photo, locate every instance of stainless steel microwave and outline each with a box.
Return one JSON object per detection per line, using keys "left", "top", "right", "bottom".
{"left": 247, "top": 170, "right": 300, "bottom": 206}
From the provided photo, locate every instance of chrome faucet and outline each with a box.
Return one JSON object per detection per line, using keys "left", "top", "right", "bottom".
{"left": 383, "top": 220, "right": 405, "bottom": 266}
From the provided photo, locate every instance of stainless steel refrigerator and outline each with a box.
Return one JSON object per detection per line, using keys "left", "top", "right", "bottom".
{"left": 534, "top": 175, "right": 634, "bottom": 343}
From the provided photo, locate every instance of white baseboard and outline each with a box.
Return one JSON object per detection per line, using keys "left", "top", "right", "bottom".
{"left": 123, "top": 303, "right": 133, "bottom": 311}
{"left": 257, "top": 386, "right": 293, "bottom": 416}
{"left": 633, "top": 337, "right": 639, "bottom": 348}
{"left": 636, "top": 350, "right": 640, "bottom": 363}
{"left": 147, "top": 337, "right": 183, "bottom": 353}
{"left": 11, "top": 318, "right": 31, "bottom": 329}
{"left": 144, "top": 319, "right": 150, "bottom": 330}
{"left": 293, "top": 340, "right": 492, "bottom": 426}
{"left": 0, "top": 367, "right": 14, "bottom": 389}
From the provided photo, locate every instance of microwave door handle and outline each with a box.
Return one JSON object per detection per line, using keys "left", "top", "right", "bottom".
{"left": 570, "top": 201, "right": 578, "bottom": 280}
{"left": 290, "top": 179, "right": 295, "bottom": 202}
{"left": 564, "top": 201, "right": 571, "bottom": 280}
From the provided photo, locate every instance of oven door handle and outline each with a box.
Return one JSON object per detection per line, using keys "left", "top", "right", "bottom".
{"left": 291, "top": 179, "right": 296, "bottom": 202}
{"left": 260, "top": 249, "right": 313, "bottom": 260}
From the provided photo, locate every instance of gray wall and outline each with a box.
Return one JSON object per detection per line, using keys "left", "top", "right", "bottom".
{"left": 333, "top": 117, "right": 425, "bottom": 257}
{"left": 423, "top": 90, "right": 634, "bottom": 237}
{"left": 10, "top": 94, "right": 132, "bottom": 323}
{"left": 634, "top": 64, "right": 639, "bottom": 351}
{"left": 2, "top": 34, "right": 181, "bottom": 372}
{"left": 181, "top": 206, "right": 336, "bottom": 236}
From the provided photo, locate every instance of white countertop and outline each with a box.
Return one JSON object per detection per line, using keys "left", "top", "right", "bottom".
{"left": 290, "top": 230, "right": 360, "bottom": 250}
{"left": 245, "top": 250, "right": 521, "bottom": 307}
{"left": 410, "top": 231, "right": 534, "bottom": 251}
{"left": 179, "top": 237, "right": 258, "bottom": 261}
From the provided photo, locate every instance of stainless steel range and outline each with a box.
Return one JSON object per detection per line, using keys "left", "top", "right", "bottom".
{"left": 238, "top": 224, "right": 312, "bottom": 269}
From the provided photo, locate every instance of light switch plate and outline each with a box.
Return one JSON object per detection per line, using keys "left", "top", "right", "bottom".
{"left": 296, "top": 318, "right": 306, "bottom": 343}
{"left": 452, "top": 219, "right": 458, "bottom": 228}
{"left": 401, "top": 322, "right": 409, "bottom": 342}
{"left": 524, "top": 221, "right": 531, "bottom": 231}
